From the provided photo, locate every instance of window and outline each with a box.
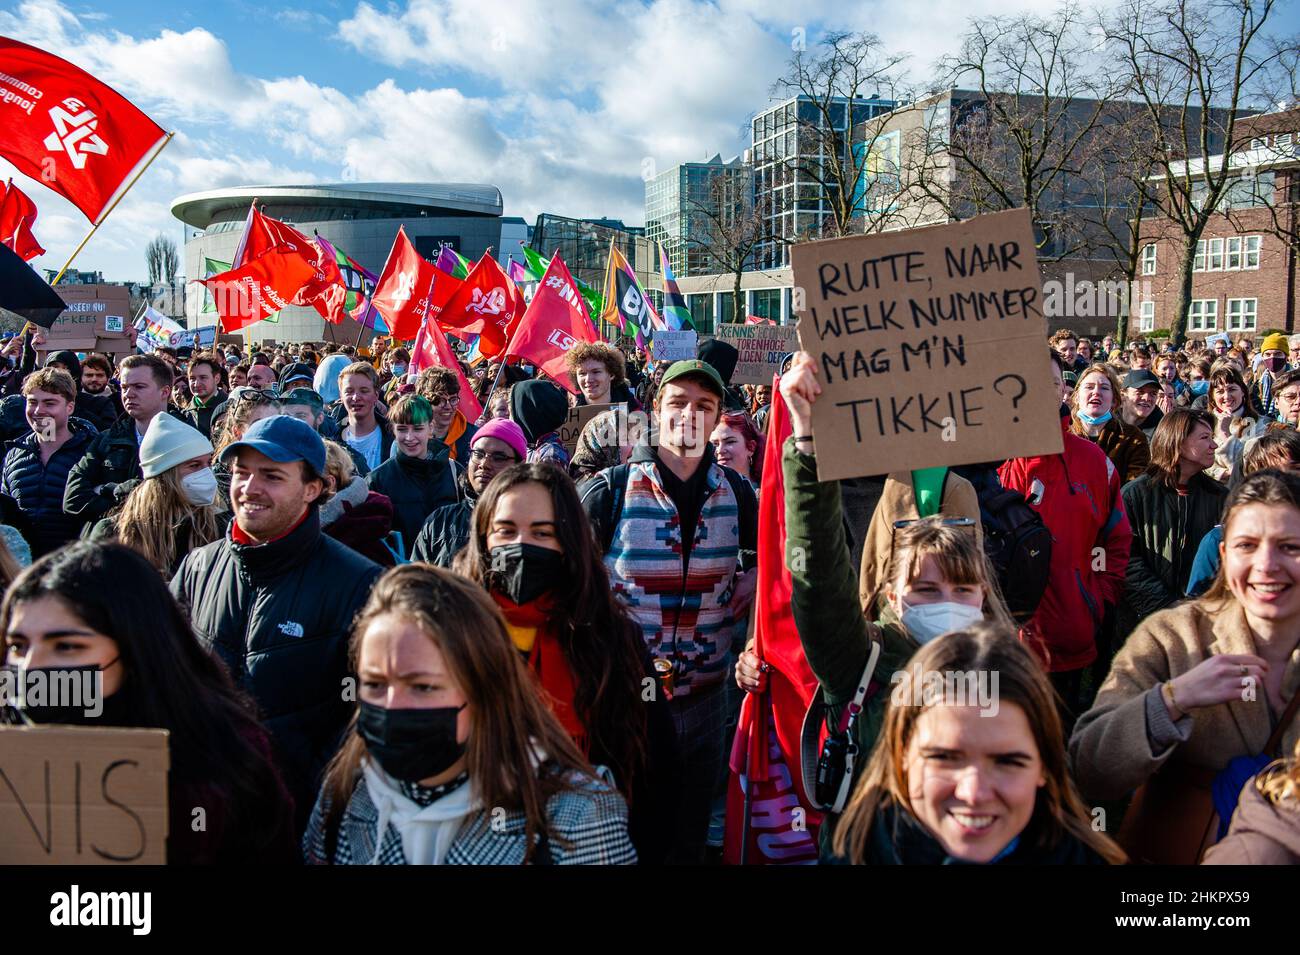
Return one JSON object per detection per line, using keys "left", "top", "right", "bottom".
{"left": 1277, "top": 132, "right": 1293, "bottom": 149}
{"left": 1244, "top": 235, "right": 1261, "bottom": 268}
{"left": 1207, "top": 237, "right": 1224, "bottom": 270}
{"left": 1226, "top": 236, "right": 1242, "bottom": 270}
{"left": 1188, "top": 299, "right": 1218, "bottom": 332}
{"left": 1139, "top": 301, "right": 1155, "bottom": 332}
{"left": 1251, "top": 137, "right": 1267, "bottom": 151}
{"left": 1226, "top": 298, "right": 1257, "bottom": 332}
{"left": 1194, "top": 239, "right": 1206, "bottom": 272}
{"left": 1141, "top": 243, "right": 1157, "bottom": 275}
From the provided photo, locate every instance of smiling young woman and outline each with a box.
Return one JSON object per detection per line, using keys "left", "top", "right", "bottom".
{"left": 1068, "top": 363, "right": 1150, "bottom": 482}
{"left": 1072, "top": 469, "right": 1300, "bottom": 863}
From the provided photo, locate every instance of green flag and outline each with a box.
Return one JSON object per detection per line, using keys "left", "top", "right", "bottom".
{"left": 200, "top": 258, "right": 230, "bottom": 315}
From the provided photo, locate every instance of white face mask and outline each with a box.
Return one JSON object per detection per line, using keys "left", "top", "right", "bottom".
{"left": 899, "top": 600, "right": 985, "bottom": 645}
{"left": 180, "top": 467, "right": 218, "bottom": 507}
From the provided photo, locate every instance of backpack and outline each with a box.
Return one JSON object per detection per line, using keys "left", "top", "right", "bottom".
{"left": 974, "top": 483, "right": 1052, "bottom": 623}
{"left": 587, "top": 461, "right": 756, "bottom": 556}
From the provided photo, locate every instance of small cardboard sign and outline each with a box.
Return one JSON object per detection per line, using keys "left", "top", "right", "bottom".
{"left": 559, "top": 401, "right": 625, "bottom": 455}
{"left": 0, "top": 725, "right": 169, "bottom": 864}
{"left": 791, "top": 208, "right": 1063, "bottom": 481}
{"left": 715, "top": 324, "right": 801, "bottom": 384}
{"left": 652, "top": 330, "right": 697, "bottom": 362}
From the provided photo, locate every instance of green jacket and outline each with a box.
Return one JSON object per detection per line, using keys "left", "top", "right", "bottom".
{"left": 783, "top": 438, "right": 917, "bottom": 794}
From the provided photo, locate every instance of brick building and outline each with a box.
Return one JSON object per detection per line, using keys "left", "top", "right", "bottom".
{"left": 1134, "top": 107, "right": 1299, "bottom": 341}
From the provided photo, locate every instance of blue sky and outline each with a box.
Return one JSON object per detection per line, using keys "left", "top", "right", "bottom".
{"left": 2, "top": 0, "right": 1296, "bottom": 283}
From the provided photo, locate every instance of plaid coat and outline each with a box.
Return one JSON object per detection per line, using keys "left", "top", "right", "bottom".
{"left": 302, "top": 768, "right": 637, "bottom": 865}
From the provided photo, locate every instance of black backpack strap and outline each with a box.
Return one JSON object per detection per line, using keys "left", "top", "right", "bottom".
{"left": 718, "top": 465, "right": 758, "bottom": 569}
{"left": 582, "top": 463, "right": 631, "bottom": 555}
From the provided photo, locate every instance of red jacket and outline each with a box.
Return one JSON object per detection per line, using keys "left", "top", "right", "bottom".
{"left": 999, "top": 413, "right": 1131, "bottom": 672}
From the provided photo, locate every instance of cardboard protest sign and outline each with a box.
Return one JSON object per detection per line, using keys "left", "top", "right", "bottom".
{"left": 652, "top": 330, "right": 697, "bottom": 362}
{"left": 791, "top": 208, "right": 1062, "bottom": 481}
{"left": 559, "top": 401, "right": 625, "bottom": 455}
{"left": 0, "top": 725, "right": 169, "bottom": 864}
{"left": 716, "top": 324, "right": 800, "bottom": 384}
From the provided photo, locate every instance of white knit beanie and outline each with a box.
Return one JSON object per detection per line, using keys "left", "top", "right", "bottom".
{"left": 139, "top": 414, "right": 213, "bottom": 479}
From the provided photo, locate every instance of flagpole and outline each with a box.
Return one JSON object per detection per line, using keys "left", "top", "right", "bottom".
{"left": 50, "top": 132, "right": 175, "bottom": 286}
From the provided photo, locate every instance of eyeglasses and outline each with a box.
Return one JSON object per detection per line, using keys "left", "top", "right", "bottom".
{"left": 429, "top": 394, "right": 461, "bottom": 409}
{"left": 469, "top": 448, "right": 517, "bottom": 466}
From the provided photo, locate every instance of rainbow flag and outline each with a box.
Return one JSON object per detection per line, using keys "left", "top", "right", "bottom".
{"left": 659, "top": 243, "right": 693, "bottom": 331}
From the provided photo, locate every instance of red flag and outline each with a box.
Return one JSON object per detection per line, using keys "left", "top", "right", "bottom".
{"left": 410, "top": 317, "right": 483, "bottom": 421}
{"left": 0, "top": 180, "right": 45, "bottom": 261}
{"left": 505, "top": 254, "right": 596, "bottom": 395}
{"left": 370, "top": 227, "right": 439, "bottom": 340}
{"left": 196, "top": 249, "right": 319, "bottom": 333}
{"left": 436, "top": 252, "right": 525, "bottom": 359}
{"left": 227, "top": 205, "right": 344, "bottom": 323}
{"left": 745, "top": 314, "right": 776, "bottom": 326}
{"left": 723, "top": 377, "right": 823, "bottom": 865}
{"left": 0, "top": 37, "right": 167, "bottom": 224}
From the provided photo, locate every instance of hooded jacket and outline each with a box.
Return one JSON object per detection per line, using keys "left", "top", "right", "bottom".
{"left": 998, "top": 410, "right": 1132, "bottom": 672}
{"left": 170, "top": 508, "right": 383, "bottom": 816}
{"left": 0, "top": 424, "right": 96, "bottom": 556}
{"left": 63, "top": 410, "right": 189, "bottom": 521}
{"left": 511, "top": 379, "right": 570, "bottom": 468}
{"left": 696, "top": 340, "right": 746, "bottom": 412}
{"left": 364, "top": 446, "right": 461, "bottom": 558}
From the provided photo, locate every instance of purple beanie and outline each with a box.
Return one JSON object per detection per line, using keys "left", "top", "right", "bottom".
{"left": 472, "top": 418, "right": 528, "bottom": 462}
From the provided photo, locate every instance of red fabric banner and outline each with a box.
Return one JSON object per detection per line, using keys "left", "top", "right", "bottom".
{"left": 0, "top": 37, "right": 167, "bottom": 223}
{"left": 436, "top": 252, "right": 525, "bottom": 360}
{"left": 198, "top": 249, "right": 319, "bottom": 333}
{"left": 505, "top": 253, "right": 595, "bottom": 395}
{"left": 0, "top": 179, "right": 45, "bottom": 261}
{"left": 410, "top": 316, "right": 483, "bottom": 421}
{"left": 370, "top": 226, "right": 439, "bottom": 340}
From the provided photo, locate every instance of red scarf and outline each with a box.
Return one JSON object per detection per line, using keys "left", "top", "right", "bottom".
{"left": 490, "top": 591, "right": 588, "bottom": 755}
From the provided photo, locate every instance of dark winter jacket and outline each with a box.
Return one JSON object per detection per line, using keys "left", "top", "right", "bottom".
{"left": 1119, "top": 471, "right": 1228, "bottom": 635}
{"left": 63, "top": 411, "right": 188, "bottom": 521}
{"left": 410, "top": 473, "right": 476, "bottom": 567}
{"left": 320, "top": 479, "right": 397, "bottom": 567}
{"left": 170, "top": 508, "right": 382, "bottom": 819}
{"left": 184, "top": 390, "right": 229, "bottom": 439}
{"left": 327, "top": 404, "right": 395, "bottom": 470}
{"left": 0, "top": 425, "right": 96, "bottom": 556}
{"left": 365, "top": 447, "right": 461, "bottom": 558}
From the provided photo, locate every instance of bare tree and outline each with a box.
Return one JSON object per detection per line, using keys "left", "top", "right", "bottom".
{"left": 772, "top": 31, "right": 913, "bottom": 241}
{"left": 1104, "top": 0, "right": 1286, "bottom": 346}
{"left": 904, "top": 4, "right": 1114, "bottom": 260}
{"left": 685, "top": 174, "right": 783, "bottom": 325}
{"left": 145, "top": 233, "right": 179, "bottom": 287}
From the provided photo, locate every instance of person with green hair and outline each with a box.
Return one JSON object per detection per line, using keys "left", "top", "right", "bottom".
{"left": 365, "top": 395, "right": 462, "bottom": 558}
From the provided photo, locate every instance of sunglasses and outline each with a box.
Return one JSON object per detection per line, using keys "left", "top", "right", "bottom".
{"left": 235, "top": 388, "right": 279, "bottom": 402}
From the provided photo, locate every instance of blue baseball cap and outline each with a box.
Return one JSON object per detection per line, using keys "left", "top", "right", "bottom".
{"left": 219, "top": 414, "right": 326, "bottom": 478}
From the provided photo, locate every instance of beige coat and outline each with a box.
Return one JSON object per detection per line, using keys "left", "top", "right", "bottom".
{"left": 1071, "top": 600, "right": 1300, "bottom": 802}
{"left": 857, "top": 470, "right": 982, "bottom": 616}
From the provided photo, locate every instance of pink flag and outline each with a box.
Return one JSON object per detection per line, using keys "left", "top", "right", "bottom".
{"left": 411, "top": 317, "right": 483, "bottom": 422}
{"left": 505, "top": 253, "right": 597, "bottom": 395}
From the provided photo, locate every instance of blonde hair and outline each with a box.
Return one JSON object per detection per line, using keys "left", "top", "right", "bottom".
{"left": 884, "top": 517, "right": 1015, "bottom": 631}
{"left": 1257, "top": 738, "right": 1300, "bottom": 806}
{"left": 114, "top": 468, "right": 222, "bottom": 573}
{"left": 1068, "top": 363, "right": 1124, "bottom": 417}
{"left": 322, "top": 439, "right": 355, "bottom": 493}
{"left": 831, "top": 625, "right": 1125, "bottom": 865}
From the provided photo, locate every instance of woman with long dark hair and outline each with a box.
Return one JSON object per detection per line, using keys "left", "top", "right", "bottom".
{"left": 1, "top": 542, "right": 296, "bottom": 863}
{"left": 1118, "top": 408, "right": 1227, "bottom": 637}
{"left": 454, "top": 462, "right": 676, "bottom": 863}
{"left": 1207, "top": 362, "right": 1269, "bottom": 482}
{"left": 304, "top": 563, "right": 636, "bottom": 864}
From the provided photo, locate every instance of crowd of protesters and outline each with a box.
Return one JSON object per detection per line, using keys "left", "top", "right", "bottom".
{"left": 0, "top": 320, "right": 1297, "bottom": 868}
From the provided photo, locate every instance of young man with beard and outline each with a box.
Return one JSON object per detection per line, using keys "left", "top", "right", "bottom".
{"left": 170, "top": 415, "right": 381, "bottom": 826}
{"left": 579, "top": 358, "right": 758, "bottom": 864}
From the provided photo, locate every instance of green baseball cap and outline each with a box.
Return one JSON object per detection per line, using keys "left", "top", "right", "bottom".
{"left": 659, "top": 359, "right": 726, "bottom": 399}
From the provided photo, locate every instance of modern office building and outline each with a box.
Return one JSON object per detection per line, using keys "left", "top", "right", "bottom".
{"left": 645, "top": 155, "right": 753, "bottom": 278}
{"left": 751, "top": 93, "right": 896, "bottom": 270}
{"left": 171, "top": 182, "right": 505, "bottom": 343}
{"left": 529, "top": 211, "right": 660, "bottom": 297}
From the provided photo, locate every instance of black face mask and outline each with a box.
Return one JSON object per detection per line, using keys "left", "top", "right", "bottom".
{"left": 357, "top": 700, "right": 467, "bottom": 783}
{"left": 487, "top": 543, "right": 564, "bottom": 606}
{"left": 8, "top": 660, "right": 126, "bottom": 725}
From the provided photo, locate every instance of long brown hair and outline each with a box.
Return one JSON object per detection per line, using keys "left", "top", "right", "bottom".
{"left": 319, "top": 564, "right": 596, "bottom": 862}
{"left": 1201, "top": 469, "right": 1300, "bottom": 605}
{"left": 831, "top": 625, "right": 1125, "bottom": 865}
{"left": 114, "top": 467, "right": 223, "bottom": 574}
{"left": 1145, "top": 408, "right": 1214, "bottom": 490}
{"left": 1209, "top": 362, "right": 1262, "bottom": 419}
{"left": 454, "top": 463, "right": 650, "bottom": 797}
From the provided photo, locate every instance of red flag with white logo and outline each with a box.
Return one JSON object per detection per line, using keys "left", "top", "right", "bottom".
{"left": 197, "top": 249, "right": 320, "bottom": 333}
{"left": 371, "top": 226, "right": 440, "bottom": 340}
{"left": 436, "top": 252, "right": 525, "bottom": 360}
{"left": 0, "top": 36, "right": 168, "bottom": 224}
{"left": 0, "top": 179, "right": 45, "bottom": 261}
{"left": 505, "top": 253, "right": 596, "bottom": 395}
{"left": 411, "top": 316, "right": 483, "bottom": 421}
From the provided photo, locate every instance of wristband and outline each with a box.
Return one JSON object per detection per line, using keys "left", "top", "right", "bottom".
{"left": 793, "top": 434, "right": 814, "bottom": 444}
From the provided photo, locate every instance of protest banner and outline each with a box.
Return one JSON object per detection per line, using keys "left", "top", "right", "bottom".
{"left": 652, "top": 330, "right": 697, "bottom": 362}
{"left": 559, "top": 401, "right": 625, "bottom": 455}
{"left": 716, "top": 324, "right": 800, "bottom": 384}
{"left": 135, "top": 305, "right": 189, "bottom": 353}
{"left": 36, "top": 284, "right": 132, "bottom": 357}
{"left": 790, "top": 208, "right": 1062, "bottom": 481}
{"left": 0, "top": 725, "right": 169, "bottom": 864}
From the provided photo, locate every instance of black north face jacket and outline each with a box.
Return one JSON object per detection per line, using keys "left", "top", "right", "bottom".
{"left": 170, "top": 508, "right": 382, "bottom": 818}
